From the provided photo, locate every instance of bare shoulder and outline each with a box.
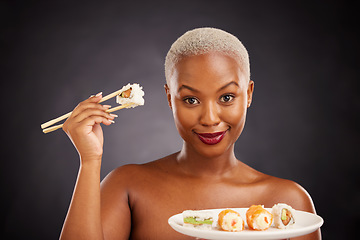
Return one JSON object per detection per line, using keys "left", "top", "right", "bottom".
{"left": 101, "top": 164, "right": 148, "bottom": 189}
{"left": 102, "top": 163, "right": 145, "bottom": 182}
{"left": 263, "top": 176, "right": 316, "bottom": 213}
{"left": 263, "top": 177, "right": 321, "bottom": 239}
{"left": 99, "top": 156, "right": 176, "bottom": 238}
{"left": 101, "top": 153, "right": 176, "bottom": 187}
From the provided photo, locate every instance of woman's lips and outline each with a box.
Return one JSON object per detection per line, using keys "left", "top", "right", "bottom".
{"left": 196, "top": 131, "right": 227, "bottom": 145}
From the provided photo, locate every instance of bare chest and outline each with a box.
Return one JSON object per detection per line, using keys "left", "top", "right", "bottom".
{"left": 127, "top": 175, "right": 271, "bottom": 239}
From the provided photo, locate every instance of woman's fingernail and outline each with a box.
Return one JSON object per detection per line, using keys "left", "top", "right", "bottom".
{"left": 110, "top": 114, "right": 118, "bottom": 118}
{"left": 109, "top": 120, "right": 115, "bottom": 124}
{"left": 103, "top": 105, "right": 111, "bottom": 109}
{"left": 96, "top": 92, "right": 103, "bottom": 97}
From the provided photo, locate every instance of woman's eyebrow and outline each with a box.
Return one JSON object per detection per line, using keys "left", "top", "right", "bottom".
{"left": 178, "top": 81, "right": 239, "bottom": 93}
{"left": 217, "top": 81, "right": 240, "bottom": 92}
{"left": 178, "top": 85, "right": 199, "bottom": 93}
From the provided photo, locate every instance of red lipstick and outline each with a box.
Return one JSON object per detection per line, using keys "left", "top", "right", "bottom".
{"left": 196, "top": 131, "right": 227, "bottom": 145}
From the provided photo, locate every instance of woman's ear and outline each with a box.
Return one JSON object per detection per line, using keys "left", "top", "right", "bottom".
{"left": 247, "top": 80, "right": 254, "bottom": 108}
{"left": 164, "top": 84, "right": 172, "bottom": 110}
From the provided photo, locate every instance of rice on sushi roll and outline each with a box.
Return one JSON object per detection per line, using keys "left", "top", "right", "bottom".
{"left": 182, "top": 210, "right": 214, "bottom": 230}
{"left": 246, "top": 205, "right": 273, "bottom": 231}
{"left": 116, "top": 83, "right": 145, "bottom": 108}
{"left": 218, "top": 209, "right": 245, "bottom": 232}
{"left": 272, "top": 203, "right": 296, "bottom": 229}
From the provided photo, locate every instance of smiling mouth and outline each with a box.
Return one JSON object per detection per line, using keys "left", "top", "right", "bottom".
{"left": 196, "top": 131, "right": 227, "bottom": 145}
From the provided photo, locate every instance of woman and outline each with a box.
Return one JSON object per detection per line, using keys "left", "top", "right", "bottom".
{"left": 60, "top": 28, "right": 321, "bottom": 239}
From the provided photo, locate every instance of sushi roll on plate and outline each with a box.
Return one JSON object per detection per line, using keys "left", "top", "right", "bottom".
{"left": 218, "top": 209, "right": 245, "bottom": 232}
{"left": 272, "top": 203, "right": 296, "bottom": 229}
{"left": 246, "top": 205, "right": 273, "bottom": 231}
{"left": 182, "top": 210, "right": 214, "bottom": 230}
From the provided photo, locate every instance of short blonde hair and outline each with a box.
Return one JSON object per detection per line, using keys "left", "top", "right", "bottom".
{"left": 165, "top": 27, "right": 250, "bottom": 83}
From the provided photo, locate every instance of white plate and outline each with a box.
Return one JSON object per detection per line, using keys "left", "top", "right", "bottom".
{"left": 168, "top": 208, "right": 323, "bottom": 240}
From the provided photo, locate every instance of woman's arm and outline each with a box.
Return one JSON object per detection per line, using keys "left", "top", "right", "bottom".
{"left": 60, "top": 160, "right": 104, "bottom": 239}
{"left": 59, "top": 93, "right": 117, "bottom": 239}
{"left": 100, "top": 167, "right": 132, "bottom": 239}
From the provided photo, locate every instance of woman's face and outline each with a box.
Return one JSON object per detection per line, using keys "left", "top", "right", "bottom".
{"left": 165, "top": 52, "right": 254, "bottom": 158}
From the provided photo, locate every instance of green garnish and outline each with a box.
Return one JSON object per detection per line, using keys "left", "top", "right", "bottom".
{"left": 281, "top": 209, "right": 287, "bottom": 221}
{"left": 184, "top": 217, "right": 213, "bottom": 225}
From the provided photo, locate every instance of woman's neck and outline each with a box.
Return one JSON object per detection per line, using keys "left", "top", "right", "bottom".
{"left": 176, "top": 142, "right": 239, "bottom": 178}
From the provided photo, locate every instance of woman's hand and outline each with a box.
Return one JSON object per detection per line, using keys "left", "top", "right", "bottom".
{"left": 62, "top": 92, "right": 117, "bottom": 163}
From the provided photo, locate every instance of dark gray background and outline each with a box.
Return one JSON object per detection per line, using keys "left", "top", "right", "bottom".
{"left": 2, "top": 0, "right": 359, "bottom": 239}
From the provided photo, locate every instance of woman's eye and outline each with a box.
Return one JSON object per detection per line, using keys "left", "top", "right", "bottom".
{"left": 220, "top": 94, "right": 234, "bottom": 103}
{"left": 184, "top": 97, "right": 199, "bottom": 105}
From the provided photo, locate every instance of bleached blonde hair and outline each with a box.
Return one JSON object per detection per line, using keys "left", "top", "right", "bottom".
{"left": 165, "top": 27, "right": 250, "bottom": 83}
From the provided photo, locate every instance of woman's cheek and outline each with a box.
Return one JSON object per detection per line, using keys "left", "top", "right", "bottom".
{"left": 173, "top": 105, "right": 196, "bottom": 138}
{"left": 176, "top": 107, "right": 196, "bottom": 126}
{"left": 224, "top": 105, "right": 247, "bottom": 136}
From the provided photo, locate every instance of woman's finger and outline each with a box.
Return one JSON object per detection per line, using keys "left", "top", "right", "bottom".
{"left": 78, "top": 115, "right": 115, "bottom": 131}
{"left": 71, "top": 107, "right": 113, "bottom": 124}
{"left": 71, "top": 102, "right": 110, "bottom": 118}
{"left": 65, "top": 114, "right": 114, "bottom": 136}
{"left": 70, "top": 94, "right": 109, "bottom": 120}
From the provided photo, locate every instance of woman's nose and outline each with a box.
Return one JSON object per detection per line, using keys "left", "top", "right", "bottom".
{"left": 199, "top": 102, "right": 221, "bottom": 126}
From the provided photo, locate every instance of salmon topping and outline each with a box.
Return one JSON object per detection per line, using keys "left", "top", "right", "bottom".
{"left": 281, "top": 208, "right": 292, "bottom": 226}
{"left": 120, "top": 88, "right": 132, "bottom": 98}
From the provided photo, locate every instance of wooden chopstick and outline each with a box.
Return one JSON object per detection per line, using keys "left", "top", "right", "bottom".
{"left": 42, "top": 103, "right": 132, "bottom": 134}
{"left": 43, "top": 124, "right": 64, "bottom": 134}
{"left": 41, "top": 89, "right": 125, "bottom": 129}
{"left": 105, "top": 103, "right": 132, "bottom": 113}
{"left": 40, "top": 112, "right": 72, "bottom": 130}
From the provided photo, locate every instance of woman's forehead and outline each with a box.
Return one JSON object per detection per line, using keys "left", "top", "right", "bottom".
{"left": 169, "top": 53, "right": 248, "bottom": 89}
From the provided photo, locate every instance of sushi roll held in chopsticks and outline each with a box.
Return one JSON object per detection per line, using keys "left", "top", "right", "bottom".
{"left": 218, "top": 209, "right": 245, "bottom": 232}
{"left": 272, "top": 203, "right": 296, "bottom": 229}
{"left": 246, "top": 205, "right": 273, "bottom": 231}
{"left": 116, "top": 83, "right": 145, "bottom": 108}
{"left": 41, "top": 83, "right": 144, "bottom": 134}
